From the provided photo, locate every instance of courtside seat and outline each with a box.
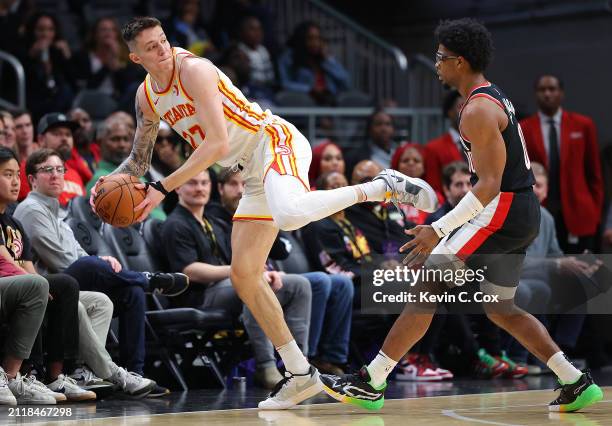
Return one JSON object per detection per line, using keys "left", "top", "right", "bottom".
{"left": 65, "top": 217, "right": 116, "bottom": 257}
{"left": 101, "top": 223, "right": 155, "bottom": 272}
{"left": 139, "top": 218, "right": 168, "bottom": 272}
{"left": 276, "top": 230, "right": 313, "bottom": 274}
{"left": 146, "top": 307, "right": 234, "bottom": 332}
{"left": 67, "top": 196, "right": 103, "bottom": 231}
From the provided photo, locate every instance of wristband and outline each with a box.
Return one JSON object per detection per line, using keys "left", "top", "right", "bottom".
{"left": 146, "top": 180, "right": 170, "bottom": 196}
{"left": 431, "top": 191, "right": 484, "bottom": 237}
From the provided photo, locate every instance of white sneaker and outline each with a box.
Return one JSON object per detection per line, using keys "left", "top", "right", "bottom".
{"left": 373, "top": 169, "right": 439, "bottom": 213}
{"left": 0, "top": 367, "right": 17, "bottom": 405}
{"left": 70, "top": 366, "right": 115, "bottom": 391}
{"left": 258, "top": 366, "right": 323, "bottom": 410}
{"left": 25, "top": 376, "right": 67, "bottom": 402}
{"left": 47, "top": 375, "right": 97, "bottom": 401}
{"left": 108, "top": 366, "right": 155, "bottom": 398}
{"left": 8, "top": 373, "right": 56, "bottom": 405}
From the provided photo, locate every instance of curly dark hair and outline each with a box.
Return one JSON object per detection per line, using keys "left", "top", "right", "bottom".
{"left": 435, "top": 18, "right": 493, "bottom": 72}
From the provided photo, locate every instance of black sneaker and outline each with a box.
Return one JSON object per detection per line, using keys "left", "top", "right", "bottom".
{"left": 144, "top": 272, "right": 189, "bottom": 297}
{"left": 549, "top": 369, "right": 603, "bottom": 412}
{"left": 146, "top": 384, "right": 170, "bottom": 398}
{"left": 320, "top": 366, "right": 386, "bottom": 410}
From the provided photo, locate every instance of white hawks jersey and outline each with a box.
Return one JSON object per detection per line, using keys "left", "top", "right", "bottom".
{"left": 143, "top": 47, "right": 271, "bottom": 167}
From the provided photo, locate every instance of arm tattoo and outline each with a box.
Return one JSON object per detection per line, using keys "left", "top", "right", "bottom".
{"left": 114, "top": 96, "right": 159, "bottom": 177}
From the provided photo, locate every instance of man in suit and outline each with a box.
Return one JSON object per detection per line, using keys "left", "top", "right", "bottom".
{"left": 520, "top": 74, "right": 603, "bottom": 253}
{"left": 424, "top": 90, "right": 465, "bottom": 193}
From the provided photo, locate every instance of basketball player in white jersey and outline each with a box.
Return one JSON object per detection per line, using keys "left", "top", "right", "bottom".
{"left": 90, "top": 17, "right": 438, "bottom": 409}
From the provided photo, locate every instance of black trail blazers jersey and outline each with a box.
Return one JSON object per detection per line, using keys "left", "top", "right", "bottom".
{"left": 458, "top": 82, "right": 535, "bottom": 192}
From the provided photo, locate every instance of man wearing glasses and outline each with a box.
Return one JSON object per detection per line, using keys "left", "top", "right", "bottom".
{"left": 86, "top": 116, "right": 166, "bottom": 220}
{"left": 18, "top": 113, "right": 85, "bottom": 207}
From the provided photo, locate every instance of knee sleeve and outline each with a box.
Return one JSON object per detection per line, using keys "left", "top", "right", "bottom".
{"left": 270, "top": 200, "right": 311, "bottom": 231}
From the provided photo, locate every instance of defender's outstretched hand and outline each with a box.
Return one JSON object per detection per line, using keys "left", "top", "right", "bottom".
{"left": 400, "top": 225, "right": 441, "bottom": 267}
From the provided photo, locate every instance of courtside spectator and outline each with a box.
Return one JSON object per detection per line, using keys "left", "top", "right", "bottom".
{"left": 391, "top": 143, "right": 441, "bottom": 225}
{"left": 278, "top": 21, "right": 350, "bottom": 106}
{"left": 19, "top": 113, "right": 89, "bottom": 205}
{"left": 12, "top": 109, "right": 37, "bottom": 161}
{"left": 168, "top": 0, "right": 216, "bottom": 58}
{"left": 0, "top": 111, "right": 16, "bottom": 150}
{"left": 71, "top": 17, "right": 141, "bottom": 99}
{"left": 0, "top": 146, "right": 95, "bottom": 402}
{"left": 308, "top": 141, "right": 345, "bottom": 187}
{"left": 424, "top": 90, "right": 465, "bottom": 192}
{"left": 68, "top": 108, "right": 99, "bottom": 172}
{"left": 0, "top": 269, "right": 53, "bottom": 405}
{"left": 346, "top": 109, "right": 397, "bottom": 173}
{"left": 426, "top": 162, "right": 472, "bottom": 224}
{"left": 238, "top": 16, "right": 276, "bottom": 102}
{"left": 521, "top": 74, "right": 603, "bottom": 253}
{"left": 19, "top": 13, "right": 73, "bottom": 121}
{"left": 14, "top": 149, "right": 185, "bottom": 389}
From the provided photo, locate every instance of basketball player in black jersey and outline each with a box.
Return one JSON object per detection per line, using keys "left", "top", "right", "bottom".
{"left": 320, "top": 18, "right": 602, "bottom": 412}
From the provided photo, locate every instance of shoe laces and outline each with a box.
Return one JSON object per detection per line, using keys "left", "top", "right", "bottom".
{"left": 76, "top": 366, "right": 97, "bottom": 384}
{"left": 56, "top": 374, "right": 79, "bottom": 389}
{"left": 0, "top": 370, "right": 9, "bottom": 387}
{"left": 11, "top": 375, "right": 27, "bottom": 395}
{"left": 269, "top": 372, "right": 294, "bottom": 398}
{"left": 269, "top": 369, "right": 312, "bottom": 398}
{"left": 554, "top": 370, "right": 588, "bottom": 391}
{"left": 24, "top": 375, "right": 51, "bottom": 393}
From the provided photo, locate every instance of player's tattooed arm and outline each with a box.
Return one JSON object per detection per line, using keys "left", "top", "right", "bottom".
{"left": 114, "top": 85, "right": 160, "bottom": 177}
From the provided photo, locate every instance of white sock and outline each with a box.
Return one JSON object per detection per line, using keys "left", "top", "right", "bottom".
{"left": 356, "top": 179, "right": 387, "bottom": 202}
{"left": 367, "top": 351, "right": 397, "bottom": 388}
{"left": 547, "top": 351, "right": 582, "bottom": 384}
{"left": 276, "top": 340, "right": 310, "bottom": 375}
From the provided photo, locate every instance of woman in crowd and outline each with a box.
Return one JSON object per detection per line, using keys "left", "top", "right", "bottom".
{"left": 308, "top": 141, "right": 345, "bottom": 188}
{"left": 20, "top": 13, "right": 73, "bottom": 121}
{"left": 278, "top": 21, "right": 350, "bottom": 106}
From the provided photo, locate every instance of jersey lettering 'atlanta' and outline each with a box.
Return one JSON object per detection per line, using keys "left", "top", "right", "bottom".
{"left": 458, "top": 82, "right": 535, "bottom": 192}
{"left": 143, "top": 47, "right": 297, "bottom": 175}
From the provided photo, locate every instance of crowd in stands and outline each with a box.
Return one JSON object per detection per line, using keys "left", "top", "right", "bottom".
{"left": 1, "top": 0, "right": 611, "bottom": 407}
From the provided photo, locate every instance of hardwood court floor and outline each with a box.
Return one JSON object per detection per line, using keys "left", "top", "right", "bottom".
{"left": 2, "top": 377, "right": 611, "bottom": 425}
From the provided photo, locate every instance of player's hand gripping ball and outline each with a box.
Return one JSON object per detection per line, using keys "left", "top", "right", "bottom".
{"left": 93, "top": 174, "right": 146, "bottom": 227}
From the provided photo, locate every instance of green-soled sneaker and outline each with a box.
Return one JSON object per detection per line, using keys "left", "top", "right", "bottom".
{"left": 549, "top": 370, "right": 603, "bottom": 412}
{"left": 320, "top": 366, "right": 386, "bottom": 411}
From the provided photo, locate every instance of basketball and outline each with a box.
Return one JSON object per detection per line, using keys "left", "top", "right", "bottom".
{"left": 93, "top": 174, "right": 146, "bottom": 227}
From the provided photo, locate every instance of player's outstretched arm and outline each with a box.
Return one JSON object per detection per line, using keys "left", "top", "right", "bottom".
{"left": 114, "top": 83, "right": 160, "bottom": 176}
{"left": 160, "top": 58, "right": 229, "bottom": 192}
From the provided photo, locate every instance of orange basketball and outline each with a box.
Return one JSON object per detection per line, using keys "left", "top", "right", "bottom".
{"left": 93, "top": 174, "right": 146, "bottom": 227}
